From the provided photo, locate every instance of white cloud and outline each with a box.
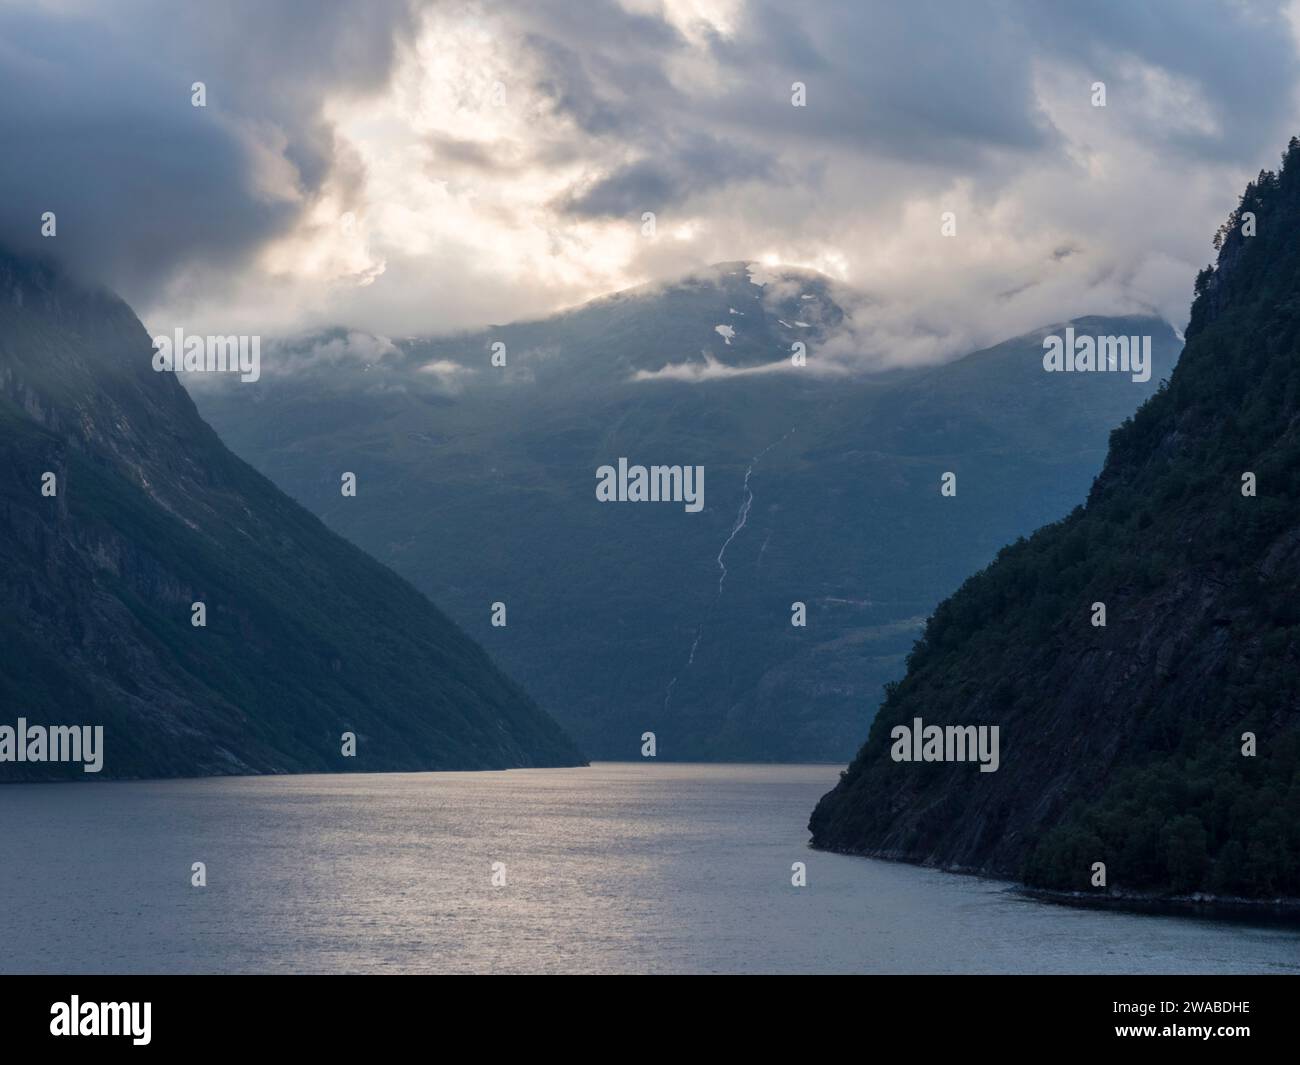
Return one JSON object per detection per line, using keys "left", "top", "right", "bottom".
{"left": 7, "top": 0, "right": 1299, "bottom": 366}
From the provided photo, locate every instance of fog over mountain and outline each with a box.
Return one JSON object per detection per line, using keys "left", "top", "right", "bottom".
{"left": 3, "top": 1, "right": 1299, "bottom": 359}
{"left": 193, "top": 262, "right": 1181, "bottom": 760}
{"left": 5, "top": 0, "right": 1300, "bottom": 994}
{"left": 0, "top": 248, "right": 584, "bottom": 779}
{"left": 810, "top": 144, "right": 1300, "bottom": 900}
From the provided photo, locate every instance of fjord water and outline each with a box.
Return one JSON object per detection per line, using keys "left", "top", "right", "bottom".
{"left": 1, "top": 763, "right": 1295, "bottom": 974}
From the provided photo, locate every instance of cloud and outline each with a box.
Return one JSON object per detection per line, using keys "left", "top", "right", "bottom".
{"left": 0, "top": 0, "right": 414, "bottom": 295}
{"left": 1, "top": 0, "right": 1298, "bottom": 360}
{"left": 559, "top": 132, "right": 780, "bottom": 218}
{"left": 632, "top": 350, "right": 805, "bottom": 382}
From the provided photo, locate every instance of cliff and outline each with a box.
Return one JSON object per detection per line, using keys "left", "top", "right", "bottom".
{"left": 0, "top": 251, "right": 585, "bottom": 779}
{"left": 809, "top": 139, "right": 1300, "bottom": 900}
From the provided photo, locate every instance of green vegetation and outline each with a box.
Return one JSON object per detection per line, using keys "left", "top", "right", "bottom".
{"left": 811, "top": 139, "right": 1300, "bottom": 898}
{"left": 1025, "top": 735, "right": 1300, "bottom": 895}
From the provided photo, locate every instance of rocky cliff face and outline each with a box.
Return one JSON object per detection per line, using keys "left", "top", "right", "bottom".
{"left": 0, "top": 251, "right": 585, "bottom": 780}
{"left": 809, "top": 140, "right": 1300, "bottom": 900}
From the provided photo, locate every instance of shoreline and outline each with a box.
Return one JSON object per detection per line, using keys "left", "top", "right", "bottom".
{"left": 812, "top": 843, "right": 1300, "bottom": 926}
{"left": 1015, "top": 886, "right": 1300, "bottom": 925}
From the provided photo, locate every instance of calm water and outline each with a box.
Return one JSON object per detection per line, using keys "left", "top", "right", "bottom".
{"left": 1, "top": 762, "right": 1296, "bottom": 974}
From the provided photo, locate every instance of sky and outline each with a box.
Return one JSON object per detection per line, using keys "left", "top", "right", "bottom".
{"left": 2, "top": 0, "right": 1300, "bottom": 368}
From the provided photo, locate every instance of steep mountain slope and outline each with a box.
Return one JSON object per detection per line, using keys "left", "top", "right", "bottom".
{"left": 0, "top": 250, "right": 584, "bottom": 780}
{"left": 809, "top": 142, "right": 1300, "bottom": 899}
{"left": 193, "top": 262, "right": 1179, "bottom": 762}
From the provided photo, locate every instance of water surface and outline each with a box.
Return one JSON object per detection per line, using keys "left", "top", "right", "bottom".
{"left": 2, "top": 763, "right": 1296, "bottom": 974}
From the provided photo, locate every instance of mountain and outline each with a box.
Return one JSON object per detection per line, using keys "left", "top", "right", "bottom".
{"left": 809, "top": 141, "right": 1300, "bottom": 901}
{"left": 192, "top": 262, "right": 1180, "bottom": 762}
{"left": 0, "top": 250, "right": 585, "bottom": 780}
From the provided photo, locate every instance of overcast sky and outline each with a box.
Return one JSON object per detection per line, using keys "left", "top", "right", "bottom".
{"left": 3, "top": 0, "right": 1299, "bottom": 366}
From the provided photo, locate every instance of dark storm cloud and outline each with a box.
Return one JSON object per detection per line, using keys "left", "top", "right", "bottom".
{"left": 2, "top": 0, "right": 1297, "bottom": 338}
{"left": 0, "top": 0, "right": 416, "bottom": 293}
{"left": 709, "top": 0, "right": 1056, "bottom": 160}
{"left": 520, "top": 0, "right": 1057, "bottom": 205}
{"left": 562, "top": 132, "right": 780, "bottom": 217}
{"left": 520, "top": 0, "right": 1297, "bottom": 212}
{"left": 1018, "top": 0, "right": 1296, "bottom": 159}
{"left": 526, "top": 34, "right": 641, "bottom": 140}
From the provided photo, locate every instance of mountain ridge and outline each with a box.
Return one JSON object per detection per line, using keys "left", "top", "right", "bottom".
{"left": 192, "top": 262, "right": 1182, "bottom": 762}
{"left": 0, "top": 248, "right": 585, "bottom": 780}
{"left": 808, "top": 139, "right": 1300, "bottom": 900}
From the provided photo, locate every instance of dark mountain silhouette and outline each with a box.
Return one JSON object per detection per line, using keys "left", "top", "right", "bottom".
{"left": 810, "top": 140, "right": 1300, "bottom": 901}
{"left": 0, "top": 250, "right": 584, "bottom": 780}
